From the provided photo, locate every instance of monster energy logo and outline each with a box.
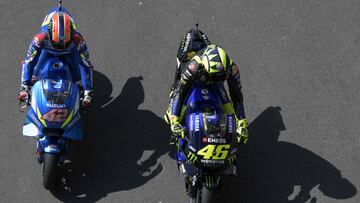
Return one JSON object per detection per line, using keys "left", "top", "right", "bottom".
{"left": 205, "top": 176, "right": 216, "bottom": 189}
{"left": 229, "top": 155, "right": 236, "bottom": 164}
{"left": 187, "top": 152, "right": 198, "bottom": 164}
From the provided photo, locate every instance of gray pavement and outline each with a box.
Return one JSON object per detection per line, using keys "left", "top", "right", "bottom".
{"left": 0, "top": 0, "right": 359, "bottom": 202}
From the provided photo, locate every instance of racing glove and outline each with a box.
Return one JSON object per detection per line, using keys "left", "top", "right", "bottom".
{"left": 170, "top": 116, "right": 185, "bottom": 143}
{"left": 18, "top": 85, "right": 30, "bottom": 102}
{"left": 82, "top": 90, "right": 93, "bottom": 108}
{"left": 236, "top": 118, "right": 249, "bottom": 144}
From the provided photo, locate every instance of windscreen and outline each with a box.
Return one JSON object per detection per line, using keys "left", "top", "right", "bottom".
{"left": 201, "top": 107, "right": 226, "bottom": 138}
{"left": 41, "top": 79, "right": 72, "bottom": 105}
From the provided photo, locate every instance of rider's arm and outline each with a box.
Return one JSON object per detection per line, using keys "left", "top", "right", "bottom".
{"left": 73, "top": 32, "right": 93, "bottom": 90}
{"left": 21, "top": 32, "right": 45, "bottom": 86}
{"left": 169, "top": 57, "right": 201, "bottom": 118}
{"left": 227, "top": 62, "right": 246, "bottom": 120}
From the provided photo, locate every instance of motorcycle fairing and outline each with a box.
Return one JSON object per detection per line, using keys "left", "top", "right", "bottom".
{"left": 22, "top": 57, "right": 83, "bottom": 140}
{"left": 177, "top": 85, "right": 237, "bottom": 169}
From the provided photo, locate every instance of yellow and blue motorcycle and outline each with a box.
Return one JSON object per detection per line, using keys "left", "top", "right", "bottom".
{"left": 175, "top": 85, "right": 238, "bottom": 203}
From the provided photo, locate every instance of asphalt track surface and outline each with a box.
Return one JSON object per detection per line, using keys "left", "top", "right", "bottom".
{"left": 1, "top": 0, "right": 360, "bottom": 202}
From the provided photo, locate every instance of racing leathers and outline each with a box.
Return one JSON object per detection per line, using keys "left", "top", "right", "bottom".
{"left": 19, "top": 15, "right": 93, "bottom": 107}
{"left": 167, "top": 47, "right": 248, "bottom": 144}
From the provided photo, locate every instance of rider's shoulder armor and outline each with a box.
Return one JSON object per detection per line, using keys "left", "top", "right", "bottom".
{"left": 33, "top": 32, "right": 46, "bottom": 47}
{"left": 72, "top": 32, "right": 87, "bottom": 51}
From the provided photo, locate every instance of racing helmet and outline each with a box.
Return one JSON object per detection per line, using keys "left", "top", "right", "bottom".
{"left": 200, "top": 44, "right": 231, "bottom": 73}
{"left": 48, "top": 12, "right": 73, "bottom": 50}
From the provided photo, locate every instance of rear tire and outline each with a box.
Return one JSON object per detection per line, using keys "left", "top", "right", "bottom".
{"left": 43, "top": 153, "right": 59, "bottom": 190}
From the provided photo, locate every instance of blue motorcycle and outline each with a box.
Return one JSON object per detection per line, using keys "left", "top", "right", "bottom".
{"left": 175, "top": 85, "right": 238, "bottom": 203}
{"left": 20, "top": 57, "right": 83, "bottom": 190}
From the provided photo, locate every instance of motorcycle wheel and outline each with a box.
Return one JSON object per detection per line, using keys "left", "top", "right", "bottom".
{"left": 189, "top": 188, "right": 200, "bottom": 203}
{"left": 42, "top": 153, "right": 59, "bottom": 190}
{"left": 190, "top": 185, "right": 215, "bottom": 203}
{"left": 200, "top": 185, "right": 215, "bottom": 203}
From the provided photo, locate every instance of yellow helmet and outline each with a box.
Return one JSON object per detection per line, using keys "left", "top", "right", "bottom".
{"left": 200, "top": 44, "right": 231, "bottom": 73}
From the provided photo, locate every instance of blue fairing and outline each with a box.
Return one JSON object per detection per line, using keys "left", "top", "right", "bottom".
{"left": 23, "top": 57, "right": 83, "bottom": 141}
{"left": 176, "top": 85, "right": 236, "bottom": 163}
{"left": 39, "top": 57, "right": 73, "bottom": 81}
{"left": 38, "top": 136, "right": 66, "bottom": 154}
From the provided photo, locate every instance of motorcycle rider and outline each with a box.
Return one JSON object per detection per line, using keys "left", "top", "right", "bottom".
{"left": 18, "top": 6, "right": 94, "bottom": 107}
{"left": 165, "top": 26, "right": 249, "bottom": 144}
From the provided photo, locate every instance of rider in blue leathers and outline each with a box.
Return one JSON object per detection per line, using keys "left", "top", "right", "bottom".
{"left": 18, "top": 6, "right": 93, "bottom": 107}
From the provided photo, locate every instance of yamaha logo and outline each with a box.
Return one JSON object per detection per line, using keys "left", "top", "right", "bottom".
{"left": 53, "top": 62, "right": 63, "bottom": 69}
{"left": 201, "top": 89, "right": 209, "bottom": 94}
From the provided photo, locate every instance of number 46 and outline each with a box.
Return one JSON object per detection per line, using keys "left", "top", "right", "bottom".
{"left": 197, "top": 144, "right": 230, "bottom": 160}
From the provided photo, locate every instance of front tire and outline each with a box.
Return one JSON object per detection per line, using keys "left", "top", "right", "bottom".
{"left": 201, "top": 186, "right": 215, "bottom": 203}
{"left": 42, "top": 153, "right": 59, "bottom": 190}
{"left": 190, "top": 185, "right": 215, "bottom": 203}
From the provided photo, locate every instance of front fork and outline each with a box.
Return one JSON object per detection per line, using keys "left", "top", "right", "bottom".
{"left": 36, "top": 136, "right": 67, "bottom": 163}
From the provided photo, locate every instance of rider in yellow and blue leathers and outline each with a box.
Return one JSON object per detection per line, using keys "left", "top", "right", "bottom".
{"left": 165, "top": 27, "right": 248, "bottom": 144}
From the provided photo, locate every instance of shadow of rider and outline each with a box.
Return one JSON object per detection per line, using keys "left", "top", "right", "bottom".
{"left": 52, "top": 71, "right": 171, "bottom": 202}
{"left": 220, "top": 106, "right": 357, "bottom": 203}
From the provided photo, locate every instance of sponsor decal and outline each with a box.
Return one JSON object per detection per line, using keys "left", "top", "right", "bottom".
{"left": 182, "top": 33, "right": 191, "bottom": 55}
{"left": 189, "top": 114, "right": 194, "bottom": 131}
{"left": 30, "top": 113, "right": 42, "bottom": 127}
{"left": 42, "top": 109, "right": 68, "bottom": 122}
{"left": 202, "top": 137, "right": 226, "bottom": 144}
{"left": 228, "top": 116, "right": 233, "bottom": 133}
{"left": 195, "top": 115, "right": 200, "bottom": 131}
{"left": 21, "top": 63, "right": 25, "bottom": 82}
{"left": 66, "top": 114, "right": 80, "bottom": 129}
{"left": 46, "top": 103, "right": 66, "bottom": 108}
{"left": 201, "top": 159, "right": 225, "bottom": 165}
